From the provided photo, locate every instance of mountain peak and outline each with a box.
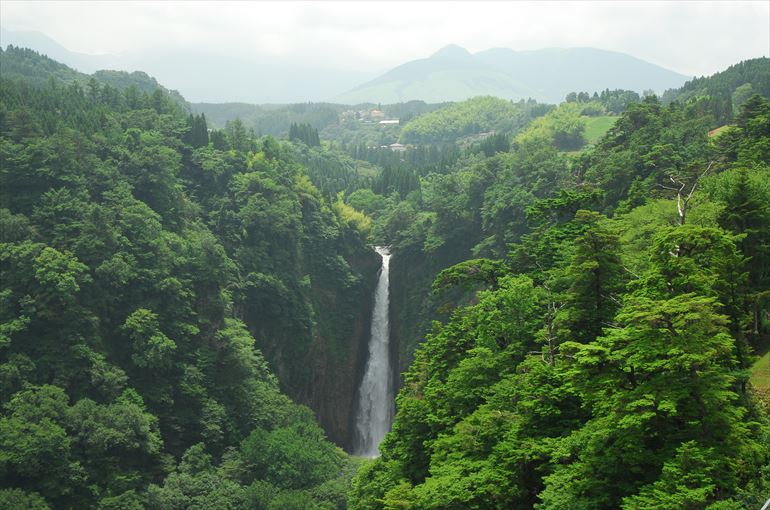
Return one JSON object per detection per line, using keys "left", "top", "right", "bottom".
{"left": 336, "top": 45, "right": 689, "bottom": 105}
{"left": 430, "top": 44, "right": 472, "bottom": 60}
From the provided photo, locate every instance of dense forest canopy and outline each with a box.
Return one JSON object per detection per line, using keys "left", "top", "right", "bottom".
{"left": 662, "top": 57, "right": 770, "bottom": 126}
{"left": 349, "top": 92, "right": 770, "bottom": 509}
{"left": 0, "top": 47, "right": 378, "bottom": 509}
{"left": 1, "top": 45, "right": 769, "bottom": 510}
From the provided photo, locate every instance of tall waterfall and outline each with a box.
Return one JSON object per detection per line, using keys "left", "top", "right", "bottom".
{"left": 353, "top": 246, "right": 394, "bottom": 457}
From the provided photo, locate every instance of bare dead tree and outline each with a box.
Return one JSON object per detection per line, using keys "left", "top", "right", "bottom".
{"left": 657, "top": 161, "right": 715, "bottom": 226}
{"left": 535, "top": 279, "right": 565, "bottom": 365}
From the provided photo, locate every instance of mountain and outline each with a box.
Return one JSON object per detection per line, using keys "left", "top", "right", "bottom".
{"left": 0, "top": 30, "right": 690, "bottom": 105}
{"left": 0, "top": 45, "right": 189, "bottom": 108}
{"left": 0, "top": 45, "right": 379, "bottom": 509}
{"left": 335, "top": 45, "right": 691, "bottom": 104}
{"left": 0, "top": 27, "right": 120, "bottom": 73}
{"left": 661, "top": 57, "right": 770, "bottom": 124}
{"left": 141, "top": 52, "right": 375, "bottom": 104}
{"left": 0, "top": 27, "right": 376, "bottom": 103}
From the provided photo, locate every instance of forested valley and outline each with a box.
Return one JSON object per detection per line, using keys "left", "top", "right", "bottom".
{"left": 1, "top": 45, "right": 769, "bottom": 509}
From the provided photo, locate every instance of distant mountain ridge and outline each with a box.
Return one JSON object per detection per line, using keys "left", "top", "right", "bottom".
{"left": 335, "top": 45, "right": 691, "bottom": 104}
{"left": 0, "top": 30, "right": 691, "bottom": 105}
{"left": 0, "top": 27, "right": 376, "bottom": 103}
{"left": 0, "top": 45, "right": 189, "bottom": 108}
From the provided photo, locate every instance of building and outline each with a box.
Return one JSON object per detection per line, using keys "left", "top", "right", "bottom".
{"left": 389, "top": 143, "right": 406, "bottom": 152}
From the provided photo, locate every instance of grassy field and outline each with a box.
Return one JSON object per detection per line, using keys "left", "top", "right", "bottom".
{"left": 751, "top": 349, "right": 770, "bottom": 392}
{"left": 583, "top": 116, "right": 618, "bottom": 145}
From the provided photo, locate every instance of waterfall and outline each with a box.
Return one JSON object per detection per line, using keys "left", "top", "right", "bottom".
{"left": 353, "top": 246, "right": 394, "bottom": 457}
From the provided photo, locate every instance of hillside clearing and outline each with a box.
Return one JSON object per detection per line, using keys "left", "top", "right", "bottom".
{"left": 583, "top": 115, "right": 618, "bottom": 144}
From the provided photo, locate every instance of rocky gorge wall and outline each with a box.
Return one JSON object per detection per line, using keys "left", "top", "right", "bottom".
{"left": 243, "top": 239, "right": 380, "bottom": 450}
{"left": 388, "top": 242, "right": 475, "bottom": 393}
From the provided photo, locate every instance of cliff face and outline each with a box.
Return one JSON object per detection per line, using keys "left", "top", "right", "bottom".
{"left": 243, "top": 239, "right": 380, "bottom": 451}
{"left": 388, "top": 249, "right": 432, "bottom": 381}
{"left": 304, "top": 247, "right": 380, "bottom": 450}
{"left": 388, "top": 243, "right": 472, "bottom": 391}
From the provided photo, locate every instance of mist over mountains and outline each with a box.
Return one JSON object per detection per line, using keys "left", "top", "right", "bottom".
{"left": 2, "top": 28, "right": 689, "bottom": 105}
{"left": 0, "top": 27, "right": 376, "bottom": 103}
{"left": 2, "top": 5, "right": 770, "bottom": 507}
{"left": 335, "top": 44, "right": 690, "bottom": 104}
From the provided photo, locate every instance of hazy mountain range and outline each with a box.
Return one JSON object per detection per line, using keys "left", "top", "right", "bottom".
{"left": 335, "top": 44, "right": 690, "bottom": 104}
{"left": 2, "top": 28, "right": 689, "bottom": 105}
{"left": 0, "top": 27, "right": 376, "bottom": 103}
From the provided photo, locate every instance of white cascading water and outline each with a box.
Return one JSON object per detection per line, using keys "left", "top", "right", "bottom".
{"left": 353, "top": 246, "right": 394, "bottom": 457}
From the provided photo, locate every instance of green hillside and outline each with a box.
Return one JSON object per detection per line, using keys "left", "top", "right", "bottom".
{"left": 0, "top": 48, "right": 376, "bottom": 509}
{"left": 662, "top": 57, "right": 770, "bottom": 125}
{"left": 350, "top": 92, "right": 770, "bottom": 510}
{"left": 584, "top": 115, "right": 618, "bottom": 144}
{"left": 0, "top": 45, "right": 188, "bottom": 108}
{"left": 398, "top": 96, "right": 548, "bottom": 143}
{"left": 2, "top": 41, "right": 770, "bottom": 510}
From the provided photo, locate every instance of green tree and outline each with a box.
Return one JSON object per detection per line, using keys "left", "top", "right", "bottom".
{"left": 122, "top": 308, "right": 176, "bottom": 369}
{"left": 558, "top": 210, "right": 625, "bottom": 345}
{"left": 0, "top": 489, "right": 51, "bottom": 510}
{"left": 0, "top": 386, "right": 82, "bottom": 506}
{"left": 240, "top": 417, "right": 345, "bottom": 490}
{"left": 717, "top": 168, "right": 770, "bottom": 344}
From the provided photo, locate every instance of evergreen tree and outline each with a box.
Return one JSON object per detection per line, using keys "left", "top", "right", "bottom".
{"left": 558, "top": 210, "right": 625, "bottom": 345}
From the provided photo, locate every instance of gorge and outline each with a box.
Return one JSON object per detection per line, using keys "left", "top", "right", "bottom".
{"left": 353, "top": 247, "right": 394, "bottom": 457}
{"left": 1, "top": 41, "right": 768, "bottom": 509}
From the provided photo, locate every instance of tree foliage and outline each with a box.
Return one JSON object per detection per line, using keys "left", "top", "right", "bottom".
{"left": 0, "top": 48, "right": 373, "bottom": 509}
{"left": 349, "top": 77, "right": 770, "bottom": 510}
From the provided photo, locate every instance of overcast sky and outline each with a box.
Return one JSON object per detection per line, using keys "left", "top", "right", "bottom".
{"left": 1, "top": 0, "right": 768, "bottom": 77}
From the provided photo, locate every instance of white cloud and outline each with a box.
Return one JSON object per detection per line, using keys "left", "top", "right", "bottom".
{"left": 1, "top": 0, "right": 767, "bottom": 76}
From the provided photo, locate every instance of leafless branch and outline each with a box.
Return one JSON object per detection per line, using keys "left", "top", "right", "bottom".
{"left": 622, "top": 265, "right": 641, "bottom": 279}
{"left": 667, "top": 160, "right": 715, "bottom": 226}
